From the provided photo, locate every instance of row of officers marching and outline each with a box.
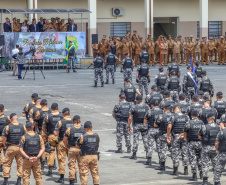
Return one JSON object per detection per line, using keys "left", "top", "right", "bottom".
{"left": 112, "top": 63, "right": 226, "bottom": 185}
{"left": 93, "top": 31, "right": 226, "bottom": 67}
{"left": 0, "top": 93, "right": 100, "bottom": 185}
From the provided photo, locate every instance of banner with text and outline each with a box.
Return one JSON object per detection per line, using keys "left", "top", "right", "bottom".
{"left": 3, "top": 32, "right": 86, "bottom": 59}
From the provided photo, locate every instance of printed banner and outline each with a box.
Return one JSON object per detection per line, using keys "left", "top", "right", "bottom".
{"left": 3, "top": 32, "right": 86, "bottom": 59}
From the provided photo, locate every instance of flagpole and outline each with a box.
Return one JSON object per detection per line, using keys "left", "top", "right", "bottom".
{"left": 66, "top": 34, "right": 67, "bottom": 73}
{"left": 159, "top": 39, "right": 161, "bottom": 67}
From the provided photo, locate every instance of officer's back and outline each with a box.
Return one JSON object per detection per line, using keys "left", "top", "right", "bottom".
{"left": 167, "top": 61, "right": 180, "bottom": 78}
{"left": 123, "top": 82, "right": 137, "bottom": 103}
{"left": 213, "top": 91, "right": 226, "bottom": 120}
{"left": 200, "top": 100, "right": 218, "bottom": 125}
{"left": 94, "top": 56, "right": 104, "bottom": 68}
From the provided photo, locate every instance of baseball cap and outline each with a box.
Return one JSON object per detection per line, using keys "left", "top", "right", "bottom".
{"left": 206, "top": 112, "right": 215, "bottom": 119}
{"left": 26, "top": 122, "right": 33, "bottom": 128}
{"left": 198, "top": 91, "right": 204, "bottom": 95}
{"left": 84, "top": 121, "right": 92, "bottom": 128}
{"left": 216, "top": 91, "right": 223, "bottom": 96}
{"left": 164, "top": 90, "right": 170, "bottom": 95}
{"left": 159, "top": 66, "right": 163, "bottom": 70}
{"left": 136, "top": 95, "right": 143, "bottom": 101}
{"left": 192, "top": 95, "right": 199, "bottom": 100}
{"left": 0, "top": 104, "right": 4, "bottom": 109}
{"left": 151, "top": 85, "right": 157, "bottom": 89}
{"left": 191, "top": 110, "right": 199, "bottom": 116}
{"left": 179, "top": 93, "right": 185, "bottom": 98}
{"left": 163, "top": 102, "right": 171, "bottom": 108}
{"left": 170, "top": 70, "right": 175, "bottom": 75}
{"left": 124, "top": 77, "right": 130, "bottom": 82}
{"left": 201, "top": 70, "right": 206, "bottom": 75}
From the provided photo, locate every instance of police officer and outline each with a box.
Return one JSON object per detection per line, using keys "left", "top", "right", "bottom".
{"left": 76, "top": 121, "right": 100, "bottom": 185}
{"left": 104, "top": 49, "right": 117, "bottom": 84}
{"left": 178, "top": 93, "right": 190, "bottom": 114}
{"left": 184, "top": 110, "right": 204, "bottom": 181}
{"left": 128, "top": 95, "right": 149, "bottom": 159}
{"left": 195, "top": 62, "right": 203, "bottom": 83}
{"left": 22, "top": 93, "right": 38, "bottom": 120}
{"left": 145, "top": 85, "right": 163, "bottom": 108}
{"left": 214, "top": 121, "right": 226, "bottom": 185}
{"left": 198, "top": 112, "right": 220, "bottom": 185}
{"left": 213, "top": 91, "right": 226, "bottom": 124}
{"left": 183, "top": 66, "right": 198, "bottom": 103}
{"left": 67, "top": 41, "right": 76, "bottom": 73}
{"left": 154, "top": 102, "right": 173, "bottom": 171}
{"left": 113, "top": 93, "right": 132, "bottom": 153}
{"left": 198, "top": 90, "right": 205, "bottom": 105}
{"left": 154, "top": 66, "right": 168, "bottom": 93}
{"left": 167, "top": 104, "right": 189, "bottom": 175}
{"left": 165, "top": 70, "right": 181, "bottom": 102}
{"left": 199, "top": 70, "right": 214, "bottom": 103}
{"left": 54, "top": 107, "right": 73, "bottom": 183}
{"left": 166, "top": 58, "right": 181, "bottom": 78}
{"left": 64, "top": 115, "right": 85, "bottom": 185}
{"left": 136, "top": 59, "right": 151, "bottom": 96}
{"left": 42, "top": 103, "right": 63, "bottom": 176}
{"left": 0, "top": 104, "right": 10, "bottom": 172}
{"left": 19, "top": 122, "right": 45, "bottom": 185}
{"left": 139, "top": 47, "right": 149, "bottom": 64}
{"left": 121, "top": 53, "right": 134, "bottom": 82}
{"left": 159, "top": 90, "right": 175, "bottom": 113}
{"left": 121, "top": 77, "right": 141, "bottom": 103}
{"left": 93, "top": 52, "right": 104, "bottom": 87}
{"left": 1, "top": 113, "right": 26, "bottom": 185}
{"left": 187, "top": 95, "right": 203, "bottom": 119}
{"left": 144, "top": 100, "right": 163, "bottom": 165}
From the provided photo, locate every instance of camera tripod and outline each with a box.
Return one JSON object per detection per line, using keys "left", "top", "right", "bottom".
{"left": 23, "top": 55, "right": 45, "bottom": 80}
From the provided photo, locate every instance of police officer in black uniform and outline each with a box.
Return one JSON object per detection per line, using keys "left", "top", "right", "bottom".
{"left": 198, "top": 90, "right": 205, "bottom": 105}
{"left": 155, "top": 66, "right": 168, "bottom": 93}
{"left": 195, "top": 62, "right": 203, "bottom": 83}
{"left": 165, "top": 70, "right": 181, "bottom": 102}
{"left": 167, "top": 58, "right": 181, "bottom": 78}
{"left": 213, "top": 91, "right": 226, "bottom": 124}
{"left": 187, "top": 95, "right": 203, "bottom": 119}
{"left": 139, "top": 47, "right": 149, "bottom": 65}
{"left": 178, "top": 93, "right": 190, "bottom": 114}
{"left": 160, "top": 90, "right": 175, "bottom": 113}
{"left": 145, "top": 85, "right": 163, "bottom": 108}
{"left": 22, "top": 93, "right": 38, "bottom": 120}
{"left": 104, "top": 49, "right": 117, "bottom": 84}
{"left": 121, "top": 53, "right": 134, "bottom": 82}
{"left": 93, "top": 52, "right": 104, "bottom": 87}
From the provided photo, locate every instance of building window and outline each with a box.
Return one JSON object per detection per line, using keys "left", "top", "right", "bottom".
{"left": 197, "top": 21, "right": 200, "bottom": 39}
{"left": 110, "top": 22, "right": 131, "bottom": 38}
{"left": 208, "top": 21, "right": 222, "bottom": 39}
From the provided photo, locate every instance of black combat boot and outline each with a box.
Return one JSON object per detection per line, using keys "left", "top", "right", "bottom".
{"left": 130, "top": 152, "right": 137, "bottom": 160}
{"left": 0, "top": 164, "right": 3, "bottom": 172}
{"left": 69, "top": 180, "right": 74, "bottom": 185}
{"left": 127, "top": 146, "right": 131, "bottom": 153}
{"left": 1, "top": 177, "right": 9, "bottom": 185}
{"left": 93, "top": 82, "right": 97, "bottom": 87}
{"left": 53, "top": 160, "right": 57, "bottom": 170}
{"left": 214, "top": 182, "right": 221, "bottom": 185}
{"left": 105, "top": 80, "right": 109, "bottom": 84}
{"left": 155, "top": 162, "right": 165, "bottom": 171}
{"left": 112, "top": 79, "right": 115, "bottom": 84}
{"left": 202, "top": 177, "right": 208, "bottom": 185}
{"left": 55, "top": 174, "right": 64, "bottom": 184}
{"left": 41, "top": 161, "right": 45, "bottom": 170}
{"left": 184, "top": 166, "right": 188, "bottom": 175}
{"left": 45, "top": 157, "right": 47, "bottom": 164}
{"left": 200, "top": 171, "right": 203, "bottom": 179}
{"left": 101, "top": 81, "right": 104, "bottom": 87}
{"left": 115, "top": 148, "right": 123, "bottom": 153}
{"left": 15, "top": 177, "right": 21, "bottom": 185}
{"left": 74, "top": 174, "right": 77, "bottom": 183}
{"left": 170, "top": 167, "right": 178, "bottom": 176}
{"left": 46, "top": 166, "right": 53, "bottom": 177}
{"left": 144, "top": 157, "right": 151, "bottom": 166}
{"left": 189, "top": 173, "right": 197, "bottom": 181}
{"left": 73, "top": 69, "right": 76, "bottom": 72}
{"left": 67, "top": 68, "right": 70, "bottom": 73}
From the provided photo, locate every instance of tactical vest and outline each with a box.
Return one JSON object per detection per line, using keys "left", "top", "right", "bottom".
{"left": 7, "top": 123, "right": 24, "bottom": 145}
{"left": 189, "top": 103, "right": 202, "bottom": 118}
{"left": 156, "top": 73, "right": 167, "bottom": 88}
{"left": 202, "top": 124, "right": 220, "bottom": 146}
{"left": 59, "top": 119, "right": 73, "bottom": 140}
{"left": 187, "top": 119, "right": 203, "bottom": 142}
{"left": 47, "top": 113, "right": 62, "bottom": 135}
{"left": 94, "top": 57, "right": 104, "bottom": 68}
{"left": 0, "top": 114, "right": 8, "bottom": 136}
{"left": 107, "top": 54, "right": 116, "bottom": 65}
{"left": 80, "top": 133, "right": 99, "bottom": 156}
{"left": 68, "top": 125, "right": 85, "bottom": 147}
{"left": 32, "top": 106, "right": 43, "bottom": 122}
{"left": 123, "top": 58, "right": 133, "bottom": 69}
{"left": 172, "top": 113, "right": 188, "bottom": 134}
{"left": 178, "top": 101, "right": 189, "bottom": 114}
{"left": 195, "top": 67, "right": 202, "bottom": 78}
{"left": 163, "top": 98, "right": 175, "bottom": 113}
{"left": 140, "top": 52, "right": 149, "bottom": 63}
{"left": 214, "top": 100, "right": 226, "bottom": 119}
{"left": 26, "top": 102, "right": 35, "bottom": 119}
{"left": 169, "top": 63, "right": 179, "bottom": 76}
{"left": 133, "top": 104, "right": 148, "bottom": 124}
{"left": 200, "top": 107, "right": 216, "bottom": 125}
{"left": 219, "top": 129, "right": 226, "bottom": 153}
{"left": 168, "top": 76, "right": 180, "bottom": 90}
{"left": 139, "top": 64, "right": 149, "bottom": 77}
{"left": 200, "top": 78, "right": 210, "bottom": 92}
{"left": 186, "top": 73, "right": 196, "bottom": 87}
{"left": 118, "top": 101, "right": 131, "bottom": 120}
{"left": 124, "top": 85, "right": 136, "bottom": 102}
{"left": 148, "top": 107, "right": 163, "bottom": 128}
{"left": 148, "top": 93, "right": 162, "bottom": 107}
{"left": 24, "top": 133, "right": 40, "bottom": 156}
{"left": 159, "top": 112, "right": 172, "bottom": 135}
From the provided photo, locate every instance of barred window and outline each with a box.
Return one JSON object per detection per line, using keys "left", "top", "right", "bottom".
{"left": 208, "top": 21, "right": 222, "bottom": 39}
{"left": 110, "top": 22, "right": 131, "bottom": 38}
{"left": 197, "top": 21, "right": 200, "bottom": 39}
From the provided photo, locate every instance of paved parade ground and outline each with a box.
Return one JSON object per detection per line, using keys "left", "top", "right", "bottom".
{"left": 1, "top": 63, "right": 226, "bottom": 185}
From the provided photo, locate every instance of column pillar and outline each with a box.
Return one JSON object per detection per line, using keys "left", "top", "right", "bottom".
{"left": 88, "top": 0, "right": 97, "bottom": 56}
{"left": 28, "top": 0, "right": 33, "bottom": 23}
{"left": 34, "top": 0, "right": 38, "bottom": 20}
{"left": 199, "top": 0, "right": 208, "bottom": 39}
{"left": 150, "top": 0, "right": 154, "bottom": 37}
{"left": 144, "top": 0, "right": 150, "bottom": 37}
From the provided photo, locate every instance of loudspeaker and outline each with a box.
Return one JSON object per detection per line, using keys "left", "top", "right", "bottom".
{"left": 0, "top": 35, "right": 5, "bottom": 45}
{"left": 92, "top": 34, "right": 98, "bottom": 44}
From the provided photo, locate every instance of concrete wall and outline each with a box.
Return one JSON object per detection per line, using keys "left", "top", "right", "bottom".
{"left": 179, "top": 21, "right": 198, "bottom": 39}
{"left": 209, "top": 0, "right": 226, "bottom": 21}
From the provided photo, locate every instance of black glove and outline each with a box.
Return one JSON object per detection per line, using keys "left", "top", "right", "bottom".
{"left": 136, "top": 79, "right": 139, "bottom": 83}
{"left": 148, "top": 78, "right": 150, "bottom": 83}
{"left": 104, "top": 66, "right": 106, "bottom": 70}
{"left": 121, "top": 69, "right": 123, "bottom": 73}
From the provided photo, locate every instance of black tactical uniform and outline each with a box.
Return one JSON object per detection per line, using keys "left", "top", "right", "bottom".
{"left": 199, "top": 76, "right": 214, "bottom": 97}
{"left": 213, "top": 99, "right": 226, "bottom": 123}
{"left": 155, "top": 72, "right": 168, "bottom": 93}
{"left": 199, "top": 106, "right": 218, "bottom": 125}
{"left": 187, "top": 102, "right": 202, "bottom": 119}
{"left": 178, "top": 100, "right": 190, "bottom": 114}
{"left": 105, "top": 52, "right": 117, "bottom": 84}
{"left": 93, "top": 56, "right": 104, "bottom": 87}
{"left": 160, "top": 97, "right": 175, "bottom": 113}
{"left": 139, "top": 50, "right": 149, "bottom": 64}
{"left": 137, "top": 62, "right": 150, "bottom": 96}
{"left": 168, "top": 63, "right": 180, "bottom": 77}
{"left": 122, "top": 83, "right": 137, "bottom": 103}
{"left": 165, "top": 75, "right": 181, "bottom": 102}
{"left": 145, "top": 91, "right": 163, "bottom": 108}
{"left": 121, "top": 57, "right": 134, "bottom": 82}
{"left": 183, "top": 71, "right": 197, "bottom": 103}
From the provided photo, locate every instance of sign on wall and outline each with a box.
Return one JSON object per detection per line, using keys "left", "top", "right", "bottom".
{"left": 3, "top": 32, "right": 86, "bottom": 59}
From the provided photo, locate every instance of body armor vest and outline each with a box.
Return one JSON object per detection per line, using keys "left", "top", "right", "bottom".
{"left": 148, "top": 107, "right": 163, "bottom": 128}
{"left": 94, "top": 57, "right": 104, "bottom": 68}
{"left": 123, "top": 58, "right": 133, "bottom": 69}
{"left": 202, "top": 124, "right": 220, "bottom": 146}
{"left": 172, "top": 113, "right": 188, "bottom": 134}
{"left": 7, "top": 123, "right": 24, "bottom": 145}
{"left": 219, "top": 129, "right": 226, "bottom": 153}
{"left": 68, "top": 125, "right": 85, "bottom": 147}
{"left": 0, "top": 114, "right": 8, "bottom": 136}
{"left": 168, "top": 76, "right": 180, "bottom": 90}
{"left": 106, "top": 54, "right": 116, "bottom": 65}
{"left": 59, "top": 119, "right": 73, "bottom": 140}
{"left": 139, "top": 64, "right": 149, "bottom": 77}
{"left": 47, "top": 113, "right": 62, "bottom": 135}
{"left": 80, "top": 133, "right": 99, "bottom": 156}
{"left": 24, "top": 133, "right": 40, "bottom": 156}
{"left": 187, "top": 119, "right": 203, "bottom": 142}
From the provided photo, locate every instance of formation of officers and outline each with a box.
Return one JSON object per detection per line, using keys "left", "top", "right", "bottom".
{"left": 112, "top": 60, "right": 226, "bottom": 185}
{"left": 0, "top": 94, "right": 100, "bottom": 185}
{"left": 92, "top": 31, "right": 226, "bottom": 68}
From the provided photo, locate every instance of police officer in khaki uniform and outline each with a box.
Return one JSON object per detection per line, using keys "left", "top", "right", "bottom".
{"left": 167, "top": 35, "right": 173, "bottom": 62}
{"left": 200, "top": 37, "right": 209, "bottom": 65}
{"left": 43, "top": 20, "right": 54, "bottom": 32}
{"left": 1, "top": 113, "right": 26, "bottom": 185}
{"left": 216, "top": 36, "right": 225, "bottom": 65}
{"left": 60, "top": 19, "right": 68, "bottom": 32}
{"left": 0, "top": 104, "right": 10, "bottom": 172}
{"left": 172, "top": 37, "right": 181, "bottom": 64}
{"left": 64, "top": 115, "right": 85, "bottom": 185}
{"left": 19, "top": 122, "right": 45, "bottom": 185}
{"left": 161, "top": 39, "right": 168, "bottom": 66}
{"left": 76, "top": 121, "right": 100, "bottom": 185}
{"left": 42, "top": 103, "right": 63, "bottom": 176}
{"left": 146, "top": 38, "right": 155, "bottom": 66}
{"left": 54, "top": 107, "right": 73, "bottom": 184}
{"left": 208, "top": 37, "right": 215, "bottom": 63}
{"left": 194, "top": 38, "right": 201, "bottom": 62}
{"left": 22, "top": 93, "right": 38, "bottom": 120}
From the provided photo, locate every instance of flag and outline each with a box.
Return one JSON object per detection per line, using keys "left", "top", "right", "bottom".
{"left": 191, "top": 54, "right": 195, "bottom": 73}
{"left": 189, "top": 54, "right": 198, "bottom": 94}
{"left": 63, "top": 35, "right": 69, "bottom": 65}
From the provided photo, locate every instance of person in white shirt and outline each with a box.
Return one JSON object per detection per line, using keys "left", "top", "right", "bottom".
{"left": 21, "top": 22, "right": 28, "bottom": 33}
{"left": 12, "top": 45, "right": 19, "bottom": 76}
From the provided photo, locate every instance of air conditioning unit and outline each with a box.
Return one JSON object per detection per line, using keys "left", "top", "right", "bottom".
{"left": 112, "top": 8, "right": 124, "bottom": 16}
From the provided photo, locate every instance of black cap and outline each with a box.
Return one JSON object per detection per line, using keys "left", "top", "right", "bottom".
{"left": 141, "top": 58, "right": 146, "bottom": 63}
{"left": 0, "top": 104, "right": 4, "bottom": 109}
{"left": 73, "top": 115, "right": 80, "bottom": 121}
{"left": 97, "top": 52, "right": 101, "bottom": 55}
{"left": 151, "top": 85, "right": 157, "bottom": 89}
{"left": 192, "top": 95, "right": 199, "bottom": 100}
{"left": 40, "top": 99, "right": 47, "bottom": 105}
{"left": 163, "top": 102, "right": 171, "bottom": 108}
{"left": 206, "top": 112, "right": 215, "bottom": 119}
{"left": 159, "top": 66, "right": 163, "bottom": 70}
{"left": 34, "top": 97, "right": 41, "bottom": 102}
{"left": 216, "top": 91, "right": 223, "bottom": 96}
{"left": 26, "top": 122, "right": 33, "bottom": 128}
{"left": 187, "top": 66, "right": 191, "bottom": 69}
{"left": 164, "top": 90, "right": 170, "bottom": 95}
{"left": 124, "top": 77, "right": 130, "bottom": 82}
{"left": 19, "top": 47, "right": 23, "bottom": 50}
{"left": 191, "top": 110, "right": 199, "bottom": 116}
{"left": 62, "top": 107, "right": 70, "bottom": 113}
{"left": 136, "top": 95, "right": 143, "bottom": 100}
{"left": 201, "top": 70, "right": 206, "bottom": 75}
{"left": 150, "top": 99, "right": 158, "bottom": 106}
{"left": 107, "top": 49, "right": 111, "bottom": 52}
{"left": 84, "top": 121, "right": 92, "bottom": 128}
{"left": 195, "top": 62, "right": 199, "bottom": 66}
{"left": 171, "top": 58, "right": 175, "bottom": 61}
{"left": 51, "top": 103, "right": 58, "bottom": 109}
{"left": 10, "top": 113, "right": 16, "bottom": 119}
{"left": 198, "top": 91, "right": 204, "bottom": 95}
{"left": 179, "top": 93, "right": 185, "bottom": 98}
{"left": 173, "top": 103, "right": 180, "bottom": 109}
{"left": 125, "top": 53, "right": 129, "bottom": 56}
{"left": 170, "top": 70, "right": 175, "bottom": 75}
{"left": 31, "top": 93, "right": 38, "bottom": 98}
{"left": 119, "top": 93, "right": 126, "bottom": 98}
{"left": 142, "top": 47, "right": 146, "bottom": 50}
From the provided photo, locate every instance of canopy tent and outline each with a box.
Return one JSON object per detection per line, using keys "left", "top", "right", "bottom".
{"left": 0, "top": 8, "right": 92, "bottom": 33}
